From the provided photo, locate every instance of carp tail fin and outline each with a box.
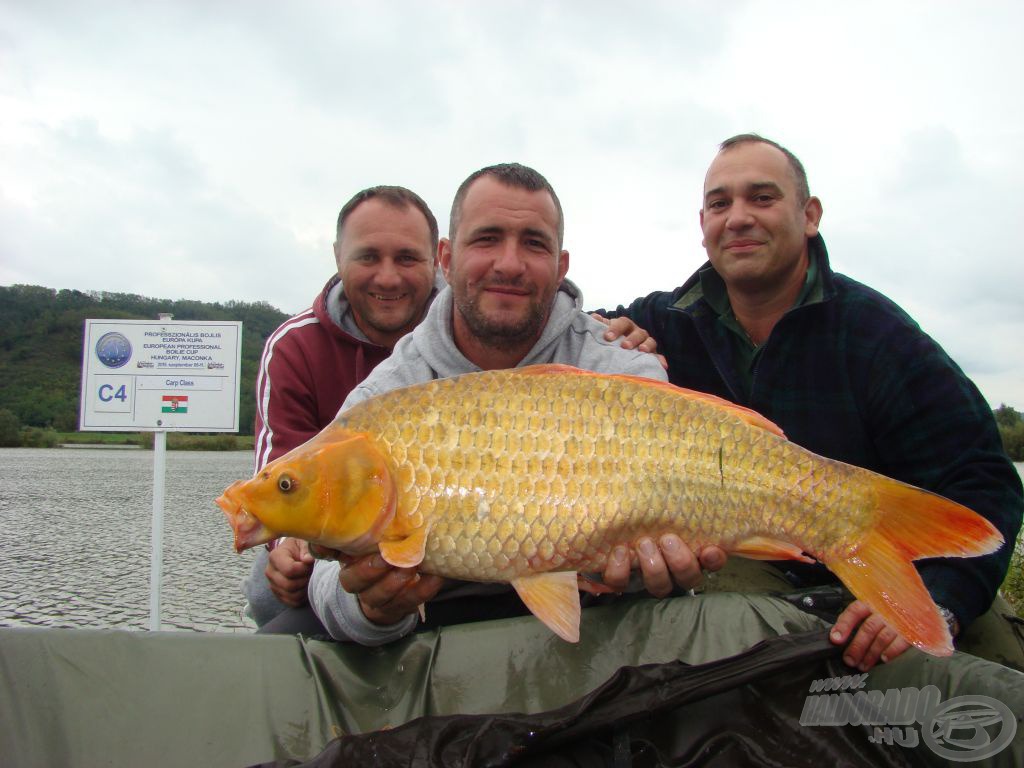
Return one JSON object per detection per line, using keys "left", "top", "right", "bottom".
{"left": 827, "top": 533, "right": 953, "bottom": 656}
{"left": 871, "top": 479, "right": 1003, "bottom": 559}
{"left": 826, "top": 477, "right": 1003, "bottom": 657}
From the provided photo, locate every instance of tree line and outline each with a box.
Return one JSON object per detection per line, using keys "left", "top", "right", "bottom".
{"left": 0, "top": 284, "right": 287, "bottom": 444}
{"left": 1, "top": 282, "right": 1022, "bottom": 462}
{"left": 995, "top": 405, "right": 1024, "bottom": 462}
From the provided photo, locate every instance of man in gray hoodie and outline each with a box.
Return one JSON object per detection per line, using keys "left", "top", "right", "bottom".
{"left": 308, "top": 163, "right": 727, "bottom": 645}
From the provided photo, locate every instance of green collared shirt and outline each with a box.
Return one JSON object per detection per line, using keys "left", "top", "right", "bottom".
{"left": 698, "top": 254, "right": 821, "bottom": 399}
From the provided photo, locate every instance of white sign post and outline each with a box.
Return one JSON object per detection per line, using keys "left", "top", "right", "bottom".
{"left": 150, "top": 429, "right": 167, "bottom": 629}
{"left": 80, "top": 317, "right": 242, "bottom": 631}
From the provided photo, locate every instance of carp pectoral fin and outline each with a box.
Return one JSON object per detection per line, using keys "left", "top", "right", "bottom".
{"left": 379, "top": 525, "right": 429, "bottom": 568}
{"left": 511, "top": 572, "right": 582, "bottom": 643}
{"left": 730, "top": 536, "right": 815, "bottom": 563}
{"left": 577, "top": 573, "right": 617, "bottom": 595}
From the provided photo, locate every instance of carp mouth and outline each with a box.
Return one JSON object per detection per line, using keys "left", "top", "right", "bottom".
{"left": 215, "top": 484, "right": 277, "bottom": 553}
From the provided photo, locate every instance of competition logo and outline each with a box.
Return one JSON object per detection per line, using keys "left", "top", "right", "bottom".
{"left": 95, "top": 332, "right": 132, "bottom": 369}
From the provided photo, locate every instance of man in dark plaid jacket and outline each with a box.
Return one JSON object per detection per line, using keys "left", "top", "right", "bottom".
{"left": 602, "top": 133, "right": 1023, "bottom": 671}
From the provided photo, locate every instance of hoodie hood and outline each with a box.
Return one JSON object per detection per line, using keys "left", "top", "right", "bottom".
{"left": 317, "top": 270, "right": 448, "bottom": 345}
{"left": 409, "top": 278, "right": 586, "bottom": 378}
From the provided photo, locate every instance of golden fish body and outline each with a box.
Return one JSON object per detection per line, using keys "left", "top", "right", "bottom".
{"left": 217, "top": 365, "right": 1001, "bottom": 653}
{"left": 342, "top": 368, "right": 861, "bottom": 581}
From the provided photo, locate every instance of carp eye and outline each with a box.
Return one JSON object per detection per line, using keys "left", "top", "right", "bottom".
{"left": 278, "top": 474, "right": 296, "bottom": 493}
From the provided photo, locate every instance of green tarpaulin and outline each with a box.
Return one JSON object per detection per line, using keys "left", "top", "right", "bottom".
{"left": 1, "top": 593, "right": 1021, "bottom": 767}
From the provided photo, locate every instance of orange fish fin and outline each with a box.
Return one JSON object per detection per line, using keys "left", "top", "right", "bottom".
{"left": 824, "top": 476, "right": 1003, "bottom": 657}
{"left": 730, "top": 536, "right": 815, "bottom": 563}
{"left": 577, "top": 573, "right": 617, "bottom": 595}
{"left": 675, "top": 390, "right": 786, "bottom": 438}
{"left": 826, "top": 532, "right": 953, "bottom": 656}
{"left": 514, "top": 363, "right": 581, "bottom": 376}
{"left": 512, "top": 365, "right": 786, "bottom": 438}
{"left": 871, "top": 477, "right": 1003, "bottom": 559}
{"left": 511, "top": 571, "right": 582, "bottom": 642}
{"left": 379, "top": 524, "right": 430, "bottom": 568}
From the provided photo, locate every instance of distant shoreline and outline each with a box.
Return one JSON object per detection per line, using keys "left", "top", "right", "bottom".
{"left": 5, "top": 431, "right": 257, "bottom": 451}
{"left": 59, "top": 443, "right": 143, "bottom": 450}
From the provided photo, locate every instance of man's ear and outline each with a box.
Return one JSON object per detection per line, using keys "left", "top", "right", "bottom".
{"left": 699, "top": 209, "right": 706, "bottom": 248}
{"left": 558, "top": 250, "right": 570, "bottom": 283}
{"left": 804, "top": 197, "right": 823, "bottom": 238}
{"left": 333, "top": 240, "right": 344, "bottom": 272}
{"left": 438, "top": 238, "right": 453, "bottom": 281}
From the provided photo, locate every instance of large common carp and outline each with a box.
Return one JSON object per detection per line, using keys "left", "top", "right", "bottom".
{"left": 217, "top": 364, "right": 1002, "bottom": 654}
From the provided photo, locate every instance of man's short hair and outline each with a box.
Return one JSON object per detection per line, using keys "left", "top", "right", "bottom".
{"left": 449, "top": 163, "right": 564, "bottom": 248}
{"left": 336, "top": 186, "right": 439, "bottom": 252}
{"left": 719, "top": 134, "right": 811, "bottom": 203}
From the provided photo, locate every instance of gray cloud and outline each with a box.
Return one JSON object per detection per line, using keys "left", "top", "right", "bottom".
{"left": 1, "top": 0, "right": 1022, "bottom": 408}
{"left": 0, "top": 118, "right": 320, "bottom": 311}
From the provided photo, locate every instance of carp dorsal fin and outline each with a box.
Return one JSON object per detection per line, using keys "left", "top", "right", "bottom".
{"left": 511, "top": 571, "right": 582, "bottom": 643}
{"left": 512, "top": 364, "right": 787, "bottom": 439}
{"left": 514, "top": 363, "right": 580, "bottom": 376}
{"left": 379, "top": 522, "right": 431, "bottom": 568}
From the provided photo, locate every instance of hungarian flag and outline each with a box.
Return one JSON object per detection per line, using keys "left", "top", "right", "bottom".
{"left": 161, "top": 395, "right": 189, "bottom": 413}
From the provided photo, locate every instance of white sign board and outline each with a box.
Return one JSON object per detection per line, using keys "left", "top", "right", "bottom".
{"left": 80, "top": 319, "right": 242, "bottom": 432}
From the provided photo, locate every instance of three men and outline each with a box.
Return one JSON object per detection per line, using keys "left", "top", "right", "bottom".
{"left": 307, "top": 163, "right": 725, "bottom": 644}
{"left": 604, "top": 134, "right": 1023, "bottom": 670}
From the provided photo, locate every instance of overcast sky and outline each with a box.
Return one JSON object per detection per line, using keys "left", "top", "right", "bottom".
{"left": 2, "top": 1, "right": 1022, "bottom": 409}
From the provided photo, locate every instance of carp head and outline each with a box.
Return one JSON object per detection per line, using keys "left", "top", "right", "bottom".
{"left": 215, "top": 430, "right": 397, "bottom": 555}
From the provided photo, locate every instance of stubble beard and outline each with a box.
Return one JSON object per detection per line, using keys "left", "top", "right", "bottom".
{"left": 365, "top": 306, "right": 416, "bottom": 336}
{"left": 357, "top": 297, "right": 418, "bottom": 336}
{"left": 453, "top": 285, "right": 548, "bottom": 352}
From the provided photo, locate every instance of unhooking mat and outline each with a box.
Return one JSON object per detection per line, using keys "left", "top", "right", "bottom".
{"left": 1, "top": 592, "right": 1021, "bottom": 767}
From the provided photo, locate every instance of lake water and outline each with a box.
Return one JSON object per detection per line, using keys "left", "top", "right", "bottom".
{"left": 1, "top": 449, "right": 1021, "bottom": 633}
{"left": 0, "top": 447, "right": 259, "bottom": 632}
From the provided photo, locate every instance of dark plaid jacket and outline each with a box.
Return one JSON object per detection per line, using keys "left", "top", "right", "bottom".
{"left": 604, "top": 235, "right": 1022, "bottom": 630}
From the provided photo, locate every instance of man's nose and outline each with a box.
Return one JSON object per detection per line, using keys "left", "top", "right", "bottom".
{"left": 726, "top": 201, "right": 755, "bottom": 230}
{"left": 372, "top": 258, "right": 402, "bottom": 287}
{"left": 492, "top": 241, "right": 527, "bottom": 276}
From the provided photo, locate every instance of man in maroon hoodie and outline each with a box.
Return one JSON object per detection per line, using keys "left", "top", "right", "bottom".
{"left": 244, "top": 186, "right": 444, "bottom": 632}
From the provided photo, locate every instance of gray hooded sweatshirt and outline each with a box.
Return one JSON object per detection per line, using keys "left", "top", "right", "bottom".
{"left": 242, "top": 272, "right": 447, "bottom": 628}
{"left": 308, "top": 279, "right": 667, "bottom": 645}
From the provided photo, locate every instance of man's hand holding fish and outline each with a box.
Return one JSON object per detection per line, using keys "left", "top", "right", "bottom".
{"left": 313, "top": 530, "right": 719, "bottom": 627}
{"left": 333, "top": 551, "right": 444, "bottom": 627}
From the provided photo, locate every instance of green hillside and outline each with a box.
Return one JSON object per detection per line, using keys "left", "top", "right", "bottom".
{"left": 0, "top": 284, "right": 288, "bottom": 436}
{"left": 1, "top": 281, "right": 1021, "bottom": 459}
